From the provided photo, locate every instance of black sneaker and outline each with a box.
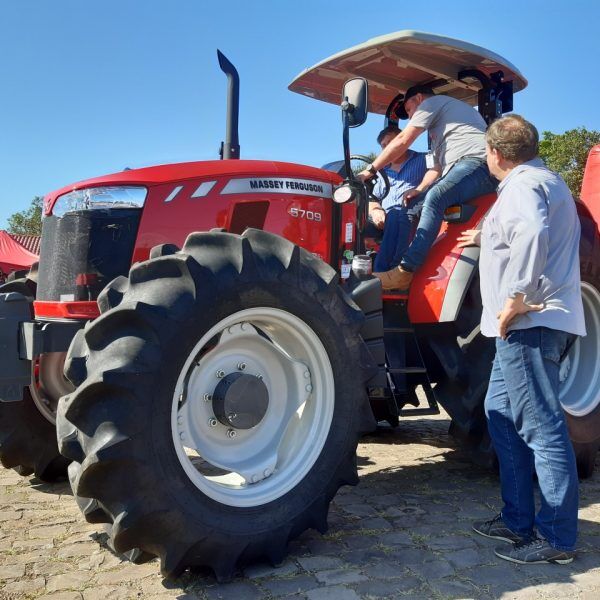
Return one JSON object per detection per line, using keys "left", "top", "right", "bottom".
{"left": 472, "top": 513, "right": 524, "bottom": 544}
{"left": 495, "top": 536, "right": 575, "bottom": 564}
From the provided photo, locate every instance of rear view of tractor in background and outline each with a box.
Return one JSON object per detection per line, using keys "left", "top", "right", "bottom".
{"left": 0, "top": 31, "right": 599, "bottom": 580}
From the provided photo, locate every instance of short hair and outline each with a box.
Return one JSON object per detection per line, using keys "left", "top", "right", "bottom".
{"left": 486, "top": 115, "right": 539, "bottom": 164}
{"left": 377, "top": 125, "right": 400, "bottom": 145}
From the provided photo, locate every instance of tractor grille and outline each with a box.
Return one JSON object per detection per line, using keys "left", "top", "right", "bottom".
{"left": 37, "top": 208, "right": 142, "bottom": 302}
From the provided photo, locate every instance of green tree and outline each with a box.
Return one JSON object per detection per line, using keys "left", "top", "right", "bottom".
{"left": 7, "top": 196, "right": 43, "bottom": 236}
{"left": 539, "top": 127, "right": 600, "bottom": 197}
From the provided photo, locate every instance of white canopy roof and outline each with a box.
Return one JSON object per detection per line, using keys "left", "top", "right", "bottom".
{"left": 289, "top": 30, "right": 527, "bottom": 115}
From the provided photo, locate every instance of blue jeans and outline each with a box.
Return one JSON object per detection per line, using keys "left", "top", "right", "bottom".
{"left": 373, "top": 203, "right": 422, "bottom": 272}
{"left": 485, "top": 327, "right": 579, "bottom": 551}
{"left": 400, "top": 157, "right": 497, "bottom": 272}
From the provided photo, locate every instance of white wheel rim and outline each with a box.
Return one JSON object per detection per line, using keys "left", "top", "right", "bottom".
{"left": 171, "top": 307, "right": 335, "bottom": 507}
{"left": 559, "top": 282, "right": 600, "bottom": 416}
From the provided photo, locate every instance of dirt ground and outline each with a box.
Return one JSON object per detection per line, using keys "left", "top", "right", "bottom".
{"left": 1, "top": 411, "right": 599, "bottom": 599}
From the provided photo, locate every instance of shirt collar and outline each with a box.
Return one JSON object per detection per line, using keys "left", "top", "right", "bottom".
{"left": 497, "top": 157, "right": 546, "bottom": 192}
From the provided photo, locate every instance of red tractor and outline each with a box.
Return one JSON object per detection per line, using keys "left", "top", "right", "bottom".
{"left": 1, "top": 31, "right": 599, "bottom": 580}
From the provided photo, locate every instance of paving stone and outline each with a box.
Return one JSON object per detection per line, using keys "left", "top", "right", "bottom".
{"left": 95, "top": 563, "right": 157, "bottom": 584}
{"left": 382, "top": 506, "right": 427, "bottom": 519}
{"left": 355, "top": 517, "right": 393, "bottom": 531}
{"left": 305, "top": 538, "right": 345, "bottom": 555}
{"left": 378, "top": 531, "right": 413, "bottom": 546}
{"left": 0, "top": 562, "right": 26, "bottom": 578}
{"left": 341, "top": 534, "right": 378, "bottom": 550}
{"left": 47, "top": 570, "right": 93, "bottom": 592}
{"left": 461, "top": 564, "right": 523, "bottom": 588}
{"left": 429, "top": 577, "right": 480, "bottom": 598}
{"left": 0, "top": 510, "right": 21, "bottom": 522}
{"left": 314, "top": 568, "right": 368, "bottom": 585}
{"left": 305, "top": 586, "right": 361, "bottom": 600}
{"left": 12, "top": 538, "right": 54, "bottom": 550}
{"left": 341, "top": 548, "right": 389, "bottom": 567}
{"left": 29, "top": 524, "right": 67, "bottom": 539}
{"left": 2, "top": 577, "right": 46, "bottom": 594}
{"left": 386, "top": 546, "right": 434, "bottom": 565}
{"left": 498, "top": 586, "right": 541, "bottom": 599}
{"left": 570, "top": 568, "right": 600, "bottom": 589}
{"left": 262, "top": 573, "right": 319, "bottom": 597}
{"left": 445, "top": 547, "right": 490, "bottom": 569}
{"left": 361, "top": 564, "right": 407, "bottom": 580}
{"left": 243, "top": 559, "right": 299, "bottom": 579}
{"left": 57, "top": 541, "right": 100, "bottom": 559}
{"left": 32, "top": 560, "right": 72, "bottom": 576}
{"left": 204, "top": 581, "right": 265, "bottom": 600}
{"left": 297, "top": 555, "right": 345, "bottom": 572}
{"left": 425, "top": 534, "right": 478, "bottom": 551}
{"left": 82, "top": 586, "right": 133, "bottom": 600}
{"left": 407, "top": 558, "right": 456, "bottom": 580}
{"left": 340, "top": 503, "right": 379, "bottom": 517}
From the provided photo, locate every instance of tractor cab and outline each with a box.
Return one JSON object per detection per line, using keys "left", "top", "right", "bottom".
{"left": 291, "top": 30, "right": 527, "bottom": 324}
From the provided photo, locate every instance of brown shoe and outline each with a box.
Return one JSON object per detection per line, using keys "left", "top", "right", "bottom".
{"left": 373, "top": 267, "right": 414, "bottom": 291}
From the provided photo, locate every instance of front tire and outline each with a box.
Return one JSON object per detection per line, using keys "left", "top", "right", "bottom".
{"left": 57, "top": 229, "right": 374, "bottom": 580}
{"left": 0, "top": 277, "right": 71, "bottom": 481}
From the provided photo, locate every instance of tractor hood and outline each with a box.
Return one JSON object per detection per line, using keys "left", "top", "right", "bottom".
{"left": 289, "top": 30, "right": 528, "bottom": 115}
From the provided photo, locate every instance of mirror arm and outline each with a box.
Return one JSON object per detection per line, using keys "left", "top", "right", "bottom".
{"left": 341, "top": 101, "right": 354, "bottom": 182}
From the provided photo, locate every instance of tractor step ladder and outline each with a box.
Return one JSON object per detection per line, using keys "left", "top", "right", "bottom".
{"left": 383, "top": 305, "right": 440, "bottom": 417}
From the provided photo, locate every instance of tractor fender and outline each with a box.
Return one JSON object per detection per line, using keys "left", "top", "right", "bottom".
{"left": 438, "top": 245, "right": 480, "bottom": 323}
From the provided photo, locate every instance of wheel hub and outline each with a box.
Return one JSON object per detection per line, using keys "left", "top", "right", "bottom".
{"left": 212, "top": 372, "right": 269, "bottom": 429}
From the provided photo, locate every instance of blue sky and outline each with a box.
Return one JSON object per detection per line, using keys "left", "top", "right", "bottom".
{"left": 1, "top": 0, "right": 599, "bottom": 228}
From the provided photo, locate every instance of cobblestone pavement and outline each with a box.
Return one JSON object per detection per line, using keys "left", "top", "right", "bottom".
{"left": 1, "top": 412, "right": 599, "bottom": 599}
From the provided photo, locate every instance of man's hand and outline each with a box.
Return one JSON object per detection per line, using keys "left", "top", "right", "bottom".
{"left": 403, "top": 188, "right": 421, "bottom": 206}
{"left": 497, "top": 294, "right": 544, "bottom": 340}
{"left": 369, "top": 202, "right": 386, "bottom": 229}
{"left": 457, "top": 229, "right": 481, "bottom": 248}
{"left": 357, "top": 170, "right": 374, "bottom": 183}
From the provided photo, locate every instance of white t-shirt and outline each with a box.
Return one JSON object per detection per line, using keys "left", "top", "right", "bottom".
{"left": 408, "top": 95, "right": 487, "bottom": 174}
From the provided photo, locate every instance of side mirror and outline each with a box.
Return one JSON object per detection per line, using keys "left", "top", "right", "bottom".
{"left": 341, "top": 78, "right": 368, "bottom": 128}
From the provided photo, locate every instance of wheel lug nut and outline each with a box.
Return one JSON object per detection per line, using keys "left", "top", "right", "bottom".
{"left": 177, "top": 416, "right": 183, "bottom": 424}
{"left": 216, "top": 370, "right": 225, "bottom": 378}
{"left": 237, "top": 362, "right": 246, "bottom": 371}
{"left": 203, "top": 393, "right": 212, "bottom": 402}
{"left": 179, "top": 432, "right": 185, "bottom": 440}
{"left": 228, "top": 413, "right": 237, "bottom": 421}
{"left": 256, "top": 374, "right": 263, "bottom": 380}
{"left": 263, "top": 468, "right": 271, "bottom": 478}
{"left": 304, "top": 371, "right": 310, "bottom": 379}
{"left": 227, "top": 429, "right": 237, "bottom": 439}
{"left": 208, "top": 418, "right": 218, "bottom": 427}
{"left": 305, "top": 384, "right": 313, "bottom": 393}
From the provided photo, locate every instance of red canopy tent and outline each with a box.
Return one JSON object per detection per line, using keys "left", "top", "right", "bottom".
{"left": 0, "top": 230, "right": 39, "bottom": 275}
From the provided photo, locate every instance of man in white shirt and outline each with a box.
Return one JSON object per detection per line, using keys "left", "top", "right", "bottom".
{"left": 462, "top": 115, "right": 584, "bottom": 565}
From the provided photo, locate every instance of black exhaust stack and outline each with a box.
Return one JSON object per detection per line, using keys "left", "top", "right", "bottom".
{"left": 217, "top": 50, "right": 240, "bottom": 160}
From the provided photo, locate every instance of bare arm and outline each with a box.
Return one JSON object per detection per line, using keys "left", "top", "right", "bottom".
{"left": 358, "top": 125, "right": 425, "bottom": 181}
{"left": 403, "top": 165, "right": 442, "bottom": 204}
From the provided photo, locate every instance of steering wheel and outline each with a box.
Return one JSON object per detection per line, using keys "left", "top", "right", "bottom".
{"left": 350, "top": 154, "right": 391, "bottom": 201}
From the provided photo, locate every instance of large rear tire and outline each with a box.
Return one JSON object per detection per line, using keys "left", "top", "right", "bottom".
{"left": 0, "top": 277, "right": 71, "bottom": 481}
{"left": 57, "top": 229, "right": 374, "bottom": 580}
{"left": 560, "top": 272, "right": 600, "bottom": 477}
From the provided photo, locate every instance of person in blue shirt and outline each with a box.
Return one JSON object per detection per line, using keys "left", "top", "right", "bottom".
{"left": 369, "top": 125, "right": 427, "bottom": 272}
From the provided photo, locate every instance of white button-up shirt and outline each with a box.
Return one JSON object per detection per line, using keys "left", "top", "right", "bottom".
{"left": 479, "top": 158, "right": 586, "bottom": 338}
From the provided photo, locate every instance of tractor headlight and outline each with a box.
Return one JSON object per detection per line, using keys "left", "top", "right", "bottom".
{"left": 52, "top": 186, "right": 147, "bottom": 217}
{"left": 333, "top": 183, "right": 356, "bottom": 204}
